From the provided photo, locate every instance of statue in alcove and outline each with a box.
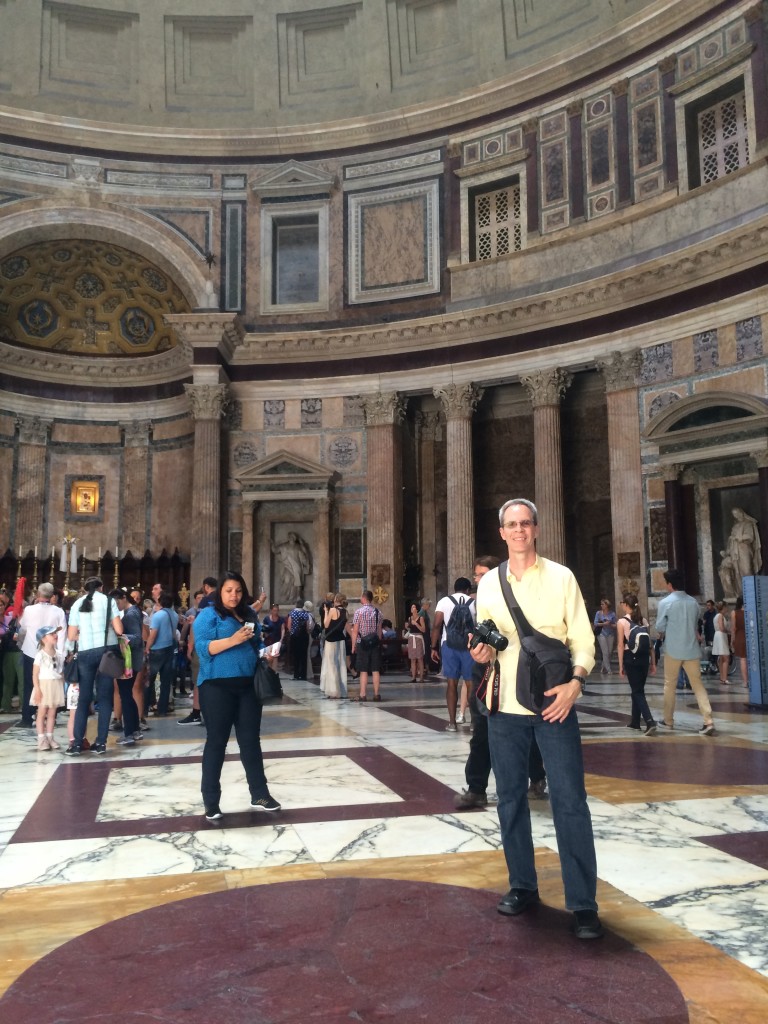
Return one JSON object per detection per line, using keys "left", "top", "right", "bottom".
{"left": 717, "top": 550, "right": 739, "bottom": 600}
{"left": 271, "top": 531, "right": 312, "bottom": 604}
{"left": 723, "top": 507, "right": 762, "bottom": 587}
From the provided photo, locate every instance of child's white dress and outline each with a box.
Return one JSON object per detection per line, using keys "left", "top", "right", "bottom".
{"left": 32, "top": 649, "right": 65, "bottom": 707}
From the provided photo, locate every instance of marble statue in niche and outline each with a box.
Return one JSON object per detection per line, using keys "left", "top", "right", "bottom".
{"left": 720, "top": 508, "right": 762, "bottom": 592}
{"left": 271, "top": 531, "right": 312, "bottom": 603}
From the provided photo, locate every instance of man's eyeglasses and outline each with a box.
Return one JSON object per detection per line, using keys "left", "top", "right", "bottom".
{"left": 502, "top": 519, "right": 535, "bottom": 529}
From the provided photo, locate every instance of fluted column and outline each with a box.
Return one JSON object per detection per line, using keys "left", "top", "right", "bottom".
{"left": 433, "top": 383, "right": 483, "bottom": 586}
{"left": 314, "top": 497, "right": 331, "bottom": 597}
{"left": 120, "top": 420, "right": 152, "bottom": 558}
{"left": 362, "top": 392, "right": 407, "bottom": 624}
{"left": 241, "top": 500, "right": 255, "bottom": 594}
{"left": 15, "top": 416, "right": 51, "bottom": 554}
{"left": 185, "top": 383, "right": 229, "bottom": 587}
{"left": 416, "top": 411, "right": 441, "bottom": 605}
{"left": 597, "top": 351, "right": 646, "bottom": 605}
{"left": 520, "top": 369, "right": 571, "bottom": 564}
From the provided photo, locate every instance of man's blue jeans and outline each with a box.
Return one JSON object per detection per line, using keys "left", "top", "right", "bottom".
{"left": 488, "top": 710, "right": 598, "bottom": 912}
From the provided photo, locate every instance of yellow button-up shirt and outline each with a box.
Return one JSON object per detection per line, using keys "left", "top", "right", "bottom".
{"left": 475, "top": 556, "right": 596, "bottom": 715}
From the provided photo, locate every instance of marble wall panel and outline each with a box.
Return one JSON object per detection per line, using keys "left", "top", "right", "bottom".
{"left": 736, "top": 315, "right": 763, "bottom": 361}
{"left": 51, "top": 423, "right": 121, "bottom": 444}
{"left": 233, "top": 439, "right": 261, "bottom": 468}
{"left": 343, "top": 396, "right": 366, "bottom": 427}
{"left": 639, "top": 342, "right": 673, "bottom": 385}
{"left": 649, "top": 505, "right": 667, "bottom": 562}
{"left": 284, "top": 401, "right": 301, "bottom": 431}
{"left": 265, "top": 435, "right": 321, "bottom": 463}
{"left": 715, "top": 322, "right": 736, "bottom": 367}
{"left": 347, "top": 180, "right": 440, "bottom": 302}
{"left": 693, "top": 366, "right": 766, "bottom": 395}
{"left": 645, "top": 389, "right": 684, "bottom": 424}
{"left": 693, "top": 329, "right": 718, "bottom": 373}
{"left": 327, "top": 433, "right": 362, "bottom": 473}
{"left": 150, "top": 443, "right": 194, "bottom": 554}
{"left": 40, "top": 3, "right": 139, "bottom": 105}
{"left": 322, "top": 397, "right": 344, "bottom": 428}
{"left": 0, "top": 412, "right": 14, "bottom": 436}
{"left": 264, "top": 400, "right": 286, "bottom": 429}
{"left": 239, "top": 400, "right": 263, "bottom": 432}
{"left": 151, "top": 419, "right": 193, "bottom": 441}
{"left": 143, "top": 209, "right": 213, "bottom": 259}
{"left": 301, "top": 398, "right": 322, "bottom": 429}
{"left": 646, "top": 477, "right": 665, "bottom": 502}
{"left": 164, "top": 16, "right": 254, "bottom": 112}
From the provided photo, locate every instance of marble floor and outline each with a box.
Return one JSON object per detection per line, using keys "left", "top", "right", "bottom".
{"left": 1, "top": 667, "right": 767, "bottom": 1022}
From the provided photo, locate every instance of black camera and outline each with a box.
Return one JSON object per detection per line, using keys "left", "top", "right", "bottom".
{"left": 470, "top": 619, "right": 509, "bottom": 652}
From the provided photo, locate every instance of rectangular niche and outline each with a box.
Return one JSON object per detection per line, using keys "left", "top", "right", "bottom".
{"left": 66, "top": 474, "right": 105, "bottom": 524}
{"left": 260, "top": 200, "right": 329, "bottom": 314}
{"left": 347, "top": 179, "right": 440, "bottom": 303}
{"left": 338, "top": 528, "right": 365, "bottom": 577}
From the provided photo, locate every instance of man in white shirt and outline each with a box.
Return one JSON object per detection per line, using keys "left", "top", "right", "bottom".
{"left": 430, "top": 578, "right": 475, "bottom": 731}
{"left": 17, "top": 582, "right": 66, "bottom": 728}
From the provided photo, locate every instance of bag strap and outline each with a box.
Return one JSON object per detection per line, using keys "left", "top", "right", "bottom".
{"left": 497, "top": 560, "right": 533, "bottom": 638}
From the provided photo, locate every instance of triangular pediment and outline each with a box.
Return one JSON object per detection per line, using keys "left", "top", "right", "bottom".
{"left": 250, "top": 160, "right": 335, "bottom": 198}
{"left": 237, "top": 449, "right": 333, "bottom": 494}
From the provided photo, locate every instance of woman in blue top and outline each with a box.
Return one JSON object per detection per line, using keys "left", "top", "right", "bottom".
{"left": 593, "top": 598, "right": 617, "bottom": 674}
{"left": 194, "top": 571, "right": 281, "bottom": 821}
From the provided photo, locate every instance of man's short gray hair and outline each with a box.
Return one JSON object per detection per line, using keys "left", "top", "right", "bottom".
{"left": 498, "top": 498, "right": 538, "bottom": 526}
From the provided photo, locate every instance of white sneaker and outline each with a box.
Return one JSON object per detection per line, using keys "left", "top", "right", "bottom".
{"left": 455, "top": 712, "right": 465, "bottom": 724}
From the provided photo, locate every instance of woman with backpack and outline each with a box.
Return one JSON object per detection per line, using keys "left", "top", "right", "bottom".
{"left": 617, "top": 592, "right": 657, "bottom": 736}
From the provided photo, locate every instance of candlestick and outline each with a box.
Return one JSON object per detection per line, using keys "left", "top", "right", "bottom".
{"left": 34, "top": 546, "right": 37, "bottom": 558}
{"left": 115, "top": 546, "right": 119, "bottom": 560}
{"left": 98, "top": 546, "right": 101, "bottom": 560}
{"left": 51, "top": 546, "right": 55, "bottom": 560}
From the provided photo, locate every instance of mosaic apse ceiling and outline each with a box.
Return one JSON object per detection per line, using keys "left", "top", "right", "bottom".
{"left": 0, "top": 240, "right": 189, "bottom": 355}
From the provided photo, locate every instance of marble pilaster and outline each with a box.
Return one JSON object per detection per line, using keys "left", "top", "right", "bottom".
{"left": 14, "top": 416, "right": 50, "bottom": 554}
{"left": 185, "top": 383, "right": 229, "bottom": 587}
{"left": 416, "top": 411, "right": 441, "bottom": 605}
{"left": 241, "top": 500, "right": 254, "bottom": 594}
{"left": 120, "top": 420, "right": 151, "bottom": 560}
{"left": 755, "top": 449, "right": 768, "bottom": 574}
{"left": 362, "top": 392, "right": 406, "bottom": 623}
{"left": 314, "top": 497, "right": 331, "bottom": 598}
{"left": 433, "top": 384, "right": 483, "bottom": 586}
{"left": 597, "top": 351, "right": 646, "bottom": 604}
{"left": 520, "top": 370, "right": 571, "bottom": 564}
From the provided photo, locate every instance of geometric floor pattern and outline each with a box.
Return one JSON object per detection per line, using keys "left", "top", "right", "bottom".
{"left": 1, "top": 667, "right": 767, "bottom": 1023}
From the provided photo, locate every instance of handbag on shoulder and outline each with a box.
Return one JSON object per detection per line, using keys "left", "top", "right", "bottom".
{"left": 97, "top": 596, "right": 125, "bottom": 678}
{"left": 64, "top": 652, "right": 80, "bottom": 684}
{"left": 253, "top": 658, "right": 283, "bottom": 704}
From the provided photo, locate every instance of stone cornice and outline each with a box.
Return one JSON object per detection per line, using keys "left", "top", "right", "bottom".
{"left": 0, "top": 340, "right": 190, "bottom": 386}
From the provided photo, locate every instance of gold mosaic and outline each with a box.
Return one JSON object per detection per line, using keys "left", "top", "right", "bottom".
{"left": 0, "top": 239, "right": 188, "bottom": 355}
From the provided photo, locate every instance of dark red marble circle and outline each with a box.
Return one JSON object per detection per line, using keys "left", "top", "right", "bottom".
{"left": 584, "top": 739, "right": 768, "bottom": 785}
{"left": 1, "top": 878, "right": 686, "bottom": 1023}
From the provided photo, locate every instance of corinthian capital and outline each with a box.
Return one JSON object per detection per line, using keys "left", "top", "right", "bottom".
{"left": 362, "top": 392, "right": 407, "bottom": 426}
{"left": 15, "top": 415, "right": 51, "bottom": 445}
{"left": 184, "top": 383, "right": 230, "bottom": 420}
{"left": 596, "top": 350, "right": 641, "bottom": 393}
{"left": 520, "top": 369, "right": 572, "bottom": 408}
{"left": 433, "top": 382, "right": 484, "bottom": 419}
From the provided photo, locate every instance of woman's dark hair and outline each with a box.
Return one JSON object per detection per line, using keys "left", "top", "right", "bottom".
{"left": 735, "top": 595, "right": 744, "bottom": 611}
{"left": 213, "top": 571, "right": 253, "bottom": 620}
{"left": 81, "top": 576, "right": 103, "bottom": 613}
{"left": 622, "top": 592, "right": 643, "bottom": 625}
{"left": 109, "top": 588, "right": 136, "bottom": 605}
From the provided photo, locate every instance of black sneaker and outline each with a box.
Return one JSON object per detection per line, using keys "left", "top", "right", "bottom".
{"left": 205, "top": 805, "right": 223, "bottom": 821}
{"left": 178, "top": 712, "right": 203, "bottom": 725}
{"left": 573, "top": 910, "right": 605, "bottom": 940}
{"left": 251, "top": 795, "right": 282, "bottom": 813}
{"left": 699, "top": 723, "right": 716, "bottom": 736}
{"left": 91, "top": 742, "right": 108, "bottom": 754}
{"left": 64, "top": 743, "right": 81, "bottom": 756}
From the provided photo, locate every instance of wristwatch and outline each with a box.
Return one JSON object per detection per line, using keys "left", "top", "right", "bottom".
{"left": 571, "top": 673, "right": 586, "bottom": 690}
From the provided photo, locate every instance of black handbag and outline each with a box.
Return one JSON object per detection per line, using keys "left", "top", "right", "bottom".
{"left": 498, "top": 562, "right": 573, "bottom": 714}
{"left": 64, "top": 653, "right": 80, "bottom": 684}
{"left": 97, "top": 596, "right": 125, "bottom": 677}
{"left": 253, "top": 658, "right": 283, "bottom": 704}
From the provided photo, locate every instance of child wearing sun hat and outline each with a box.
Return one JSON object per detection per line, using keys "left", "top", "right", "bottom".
{"left": 32, "top": 625, "right": 65, "bottom": 751}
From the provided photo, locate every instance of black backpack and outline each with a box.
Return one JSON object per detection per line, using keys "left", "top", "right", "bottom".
{"left": 445, "top": 596, "right": 474, "bottom": 650}
{"left": 627, "top": 620, "right": 650, "bottom": 656}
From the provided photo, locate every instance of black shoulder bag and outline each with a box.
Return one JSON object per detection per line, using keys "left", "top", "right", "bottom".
{"left": 497, "top": 560, "right": 573, "bottom": 714}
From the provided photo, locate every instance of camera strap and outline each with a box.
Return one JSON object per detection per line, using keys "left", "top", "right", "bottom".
{"left": 476, "top": 658, "right": 501, "bottom": 714}
{"left": 497, "top": 561, "right": 534, "bottom": 638}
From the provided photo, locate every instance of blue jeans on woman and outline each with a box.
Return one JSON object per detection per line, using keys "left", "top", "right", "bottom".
{"left": 73, "top": 645, "right": 120, "bottom": 748}
{"left": 198, "top": 676, "right": 269, "bottom": 809}
{"left": 488, "top": 709, "right": 598, "bottom": 912}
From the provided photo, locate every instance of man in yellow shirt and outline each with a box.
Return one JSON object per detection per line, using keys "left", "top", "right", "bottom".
{"left": 471, "top": 498, "right": 603, "bottom": 939}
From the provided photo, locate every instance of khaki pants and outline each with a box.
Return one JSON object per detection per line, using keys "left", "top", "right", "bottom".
{"left": 662, "top": 656, "right": 713, "bottom": 727}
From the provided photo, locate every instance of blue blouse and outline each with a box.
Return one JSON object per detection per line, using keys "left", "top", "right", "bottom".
{"left": 193, "top": 606, "right": 260, "bottom": 685}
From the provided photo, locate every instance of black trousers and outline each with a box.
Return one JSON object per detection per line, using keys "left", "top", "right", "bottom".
{"left": 466, "top": 676, "right": 545, "bottom": 794}
{"left": 198, "top": 677, "right": 268, "bottom": 808}
{"left": 290, "top": 630, "right": 309, "bottom": 679}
